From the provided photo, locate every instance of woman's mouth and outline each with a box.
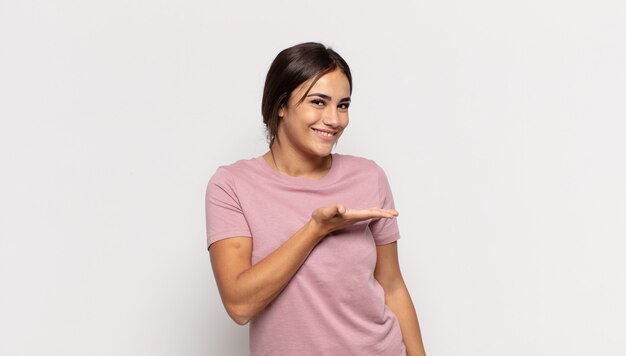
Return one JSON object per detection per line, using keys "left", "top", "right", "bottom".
{"left": 312, "top": 128, "right": 336, "bottom": 140}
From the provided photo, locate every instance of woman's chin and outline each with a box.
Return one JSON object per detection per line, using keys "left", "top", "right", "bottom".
{"left": 310, "top": 147, "right": 334, "bottom": 158}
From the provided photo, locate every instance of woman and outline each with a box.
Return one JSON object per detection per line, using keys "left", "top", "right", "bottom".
{"left": 206, "top": 42, "right": 426, "bottom": 356}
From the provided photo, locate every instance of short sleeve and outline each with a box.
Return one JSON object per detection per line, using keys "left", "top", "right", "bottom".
{"left": 205, "top": 167, "right": 252, "bottom": 249}
{"left": 369, "top": 163, "right": 401, "bottom": 245}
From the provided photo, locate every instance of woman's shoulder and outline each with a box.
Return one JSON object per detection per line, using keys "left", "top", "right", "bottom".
{"left": 209, "top": 156, "right": 263, "bottom": 185}
{"left": 336, "top": 153, "right": 384, "bottom": 173}
{"left": 216, "top": 156, "right": 259, "bottom": 172}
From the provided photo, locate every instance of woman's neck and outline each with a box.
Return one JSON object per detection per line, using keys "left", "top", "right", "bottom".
{"left": 264, "top": 143, "right": 332, "bottom": 180}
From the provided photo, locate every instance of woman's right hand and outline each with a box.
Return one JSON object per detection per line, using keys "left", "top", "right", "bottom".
{"left": 310, "top": 204, "right": 399, "bottom": 237}
{"left": 210, "top": 204, "right": 397, "bottom": 325}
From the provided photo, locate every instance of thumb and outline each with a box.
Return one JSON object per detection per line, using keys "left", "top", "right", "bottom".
{"left": 335, "top": 204, "right": 346, "bottom": 216}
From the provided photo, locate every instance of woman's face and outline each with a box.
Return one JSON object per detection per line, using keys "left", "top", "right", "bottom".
{"left": 276, "top": 69, "right": 351, "bottom": 159}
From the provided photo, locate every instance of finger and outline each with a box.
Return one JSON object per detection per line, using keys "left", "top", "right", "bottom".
{"left": 361, "top": 208, "right": 399, "bottom": 216}
{"left": 322, "top": 205, "right": 341, "bottom": 219}
{"left": 363, "top": 207, "right": 399, "bottom": 216}
{"left": 346, "top": 208, "right": 398, "bottom": 220}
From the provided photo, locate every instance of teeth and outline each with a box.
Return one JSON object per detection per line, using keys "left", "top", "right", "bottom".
{"left": 314, "top": 129, "right": 334, "bottom": 137}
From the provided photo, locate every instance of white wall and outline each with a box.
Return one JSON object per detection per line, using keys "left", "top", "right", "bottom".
{"left": 1, "top": 1, "right": 625, "bottom": 355}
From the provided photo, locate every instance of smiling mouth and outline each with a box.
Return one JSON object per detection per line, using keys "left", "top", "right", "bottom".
{"left": 312, "top": 128, "right": 336, "bottom": 137}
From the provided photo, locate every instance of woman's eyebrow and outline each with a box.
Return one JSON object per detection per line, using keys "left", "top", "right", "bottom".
{"left": 307, "top": 93, "right": 351, "bottom": 102}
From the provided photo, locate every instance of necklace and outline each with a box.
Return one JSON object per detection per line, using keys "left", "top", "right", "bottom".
{"left": 270, "top": 148, "right": 281, "bottom": 173}
{"left": 269, "top": 148, "right": 332, "bottom": 177}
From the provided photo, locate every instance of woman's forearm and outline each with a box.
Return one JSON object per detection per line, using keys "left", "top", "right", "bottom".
{"left": 211, "top": 220, "right": 325, "bottom": 324}
{"left": 211, "top": 205, "right": 398, "bottom": 325}
{"left": 385, "top": 285, "right": 426, "bottom": 356}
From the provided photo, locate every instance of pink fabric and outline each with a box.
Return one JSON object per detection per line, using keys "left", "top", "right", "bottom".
{"left": 206, "top": 154, "right": 406, "bottom": 356}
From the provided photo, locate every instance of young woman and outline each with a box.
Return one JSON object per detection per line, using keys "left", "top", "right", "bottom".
{"left": 206, "top": 42, "right": 426, "bottom": 356}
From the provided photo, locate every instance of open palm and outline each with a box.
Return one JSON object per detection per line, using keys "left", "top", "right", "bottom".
{"left": 311, "top": 204, "right": 399, "bottom": 236}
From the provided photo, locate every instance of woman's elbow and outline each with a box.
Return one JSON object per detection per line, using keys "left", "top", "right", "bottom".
{"left": 230, "top": 315, "right": 250, "bottom": 326}
{"left": 225, "top": 302, "right": 254, "bottom": 325}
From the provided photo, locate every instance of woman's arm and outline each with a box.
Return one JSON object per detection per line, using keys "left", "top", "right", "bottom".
{"left": 210, "top": 205, "right": 398, "bottom": 325}
{"left": 374, "top": 242, "right": 426, "bottom": 356}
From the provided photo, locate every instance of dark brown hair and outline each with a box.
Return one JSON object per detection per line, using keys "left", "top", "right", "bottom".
{"left": 261, "top": 42, "right": 352, "bottom": 147}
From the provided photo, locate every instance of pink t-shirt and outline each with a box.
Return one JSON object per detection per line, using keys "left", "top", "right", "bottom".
{"left": 206, "top": 153, "right": 406, "bottom": 356}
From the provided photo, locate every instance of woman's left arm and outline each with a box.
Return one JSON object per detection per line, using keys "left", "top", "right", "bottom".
{"left": 374, "top": 242, "right": 426, "bottom": 356}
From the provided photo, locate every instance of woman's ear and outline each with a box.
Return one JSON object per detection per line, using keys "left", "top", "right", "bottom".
{"left": 278, "top": 105, "right": 285, "bottom": 118}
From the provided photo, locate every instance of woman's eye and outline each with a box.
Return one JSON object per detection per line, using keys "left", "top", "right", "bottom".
{"left": 311, "top": 99, "right": 325, "bottom": 106}
{"left": 338, "top": 103, "right": 350, "bottom": 110}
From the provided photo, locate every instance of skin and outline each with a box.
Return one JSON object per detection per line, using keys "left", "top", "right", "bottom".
{"left": 267, "top": 68, "right": 351, "bottom": 178}
{"left": 210, "top": 69, "right": 426, "bottom": 355}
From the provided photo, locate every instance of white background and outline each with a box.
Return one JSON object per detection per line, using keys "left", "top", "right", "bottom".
{"left": 1, "top": 1, "right": 625, "bottom": 355}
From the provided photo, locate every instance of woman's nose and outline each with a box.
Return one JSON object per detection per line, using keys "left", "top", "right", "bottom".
{"left": 322, "top": 107, "right": 340, "bottom": 127}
